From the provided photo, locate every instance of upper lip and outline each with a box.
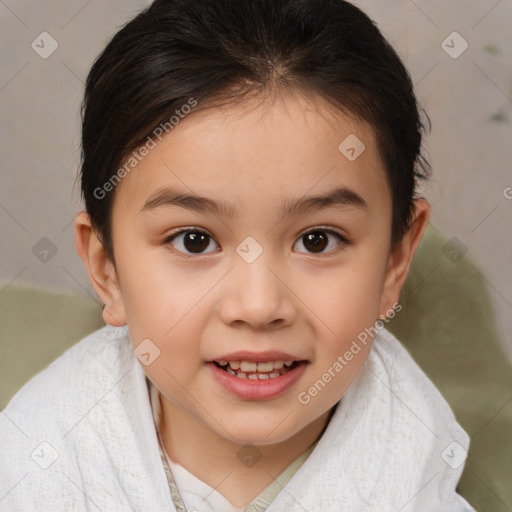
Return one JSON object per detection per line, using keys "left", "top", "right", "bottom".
{"left": 209, "top": 350, "right": 306, "bottom": 363}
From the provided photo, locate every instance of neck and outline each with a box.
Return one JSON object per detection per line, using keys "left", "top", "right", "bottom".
{"left": 157, "top": 395, "right": 334, "bottom": 508}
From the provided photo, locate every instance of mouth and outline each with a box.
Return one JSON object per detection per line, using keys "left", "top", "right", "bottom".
{"left": 207, "top": 351, "right": 309, "bottom": 400}
{"left": 212, "top": 359, "right": 300, "bottom": 380}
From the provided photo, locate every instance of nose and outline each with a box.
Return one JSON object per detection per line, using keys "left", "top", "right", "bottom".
{"left": 217, "top": 251, "right": 296, "bottom": 330}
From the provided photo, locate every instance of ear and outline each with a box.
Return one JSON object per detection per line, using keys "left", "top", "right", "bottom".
{"left": 378, "top": 198, "right": 430, "bottom": 318}
{"left": 74, "top": 211, "right": 127, "bottom": 327}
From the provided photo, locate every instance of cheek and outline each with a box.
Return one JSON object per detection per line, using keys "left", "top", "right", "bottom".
{"left": 114, "top": 234, "right": 193, "bottom": 323}
{"left": 114, "top": 250, "right": 223, "bottom": 382}
{"left": 297, "top": 257, "right": 386, "bottom": 343}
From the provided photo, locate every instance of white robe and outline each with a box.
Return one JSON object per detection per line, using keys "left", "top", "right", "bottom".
{"left": 0, "top": 325, "right": 476, "bottom": 511}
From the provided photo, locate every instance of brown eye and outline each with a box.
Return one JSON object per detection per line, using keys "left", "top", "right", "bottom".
{"left": 166, "top": 229, "right": 219, "bottom": 255}
{"left": 303, "top": 231, "right": 328, "bottom": 253}
{"left": 294, "top": 229, "right": 346, "bottom": 254}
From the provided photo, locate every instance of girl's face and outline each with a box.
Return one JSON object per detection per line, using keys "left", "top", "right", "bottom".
{"left": 83, "top": 91, "right": 422, "bottom": 445}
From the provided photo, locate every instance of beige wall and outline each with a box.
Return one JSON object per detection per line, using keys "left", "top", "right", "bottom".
{"left": 1, "top": 1, "right": 511, "bottom": 358}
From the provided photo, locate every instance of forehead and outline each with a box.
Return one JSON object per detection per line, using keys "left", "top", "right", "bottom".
{"left": 112, "top": 90, "right": 390, "bottom": 218}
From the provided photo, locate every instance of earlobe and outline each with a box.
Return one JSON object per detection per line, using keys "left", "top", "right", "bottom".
{"left": 74, "top": 211, "right": 127, "bottom": 327}
{"left": 379, "top": 198, "right": 431, "bottom": 316}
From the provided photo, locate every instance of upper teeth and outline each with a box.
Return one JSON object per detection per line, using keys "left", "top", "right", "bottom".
{"left": 218, "top": 360, "right": 293, "bottom": 372}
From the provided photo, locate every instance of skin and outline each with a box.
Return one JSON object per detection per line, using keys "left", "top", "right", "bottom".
{"left": 75, "top": 88, "right": 430, "bottom": 507}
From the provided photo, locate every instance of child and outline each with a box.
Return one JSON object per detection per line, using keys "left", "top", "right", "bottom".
{"left": 0, "top": 0, "right": 477, "bottom": 510}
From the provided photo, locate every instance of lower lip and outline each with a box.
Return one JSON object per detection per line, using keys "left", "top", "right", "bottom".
{"left": 208, "top": 362, "right": 308, "bottom": 401}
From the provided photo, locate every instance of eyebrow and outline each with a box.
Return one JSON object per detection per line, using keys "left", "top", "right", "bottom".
{"left": 141, "top": 185, "right": 368, "bottom": 218}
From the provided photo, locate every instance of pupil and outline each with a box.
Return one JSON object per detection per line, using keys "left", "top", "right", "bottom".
{"left": 304, "top": 231, "right": 327, "bottom": 253}
{"left": 184, "top": 232, "right": 209, "bottom": 253}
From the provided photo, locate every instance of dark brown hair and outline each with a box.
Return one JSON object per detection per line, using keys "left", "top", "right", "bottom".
{"left": 79, "top": 0, "right": 430, "bottom": 263}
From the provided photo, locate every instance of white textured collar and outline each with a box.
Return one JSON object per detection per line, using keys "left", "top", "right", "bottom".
{"left": 0, "top": 325, "right": 475, "bottom": 511}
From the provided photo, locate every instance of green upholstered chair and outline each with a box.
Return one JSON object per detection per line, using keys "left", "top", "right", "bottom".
{"left": 1, "top": 224, "right": 511, "bottom": 511}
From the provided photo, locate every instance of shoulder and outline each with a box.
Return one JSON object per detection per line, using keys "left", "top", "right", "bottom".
{"left": 369, "top": 328, "right": 472, "bottom": 500}
{"left": 268, "top": 327, "right": 475, "bottom": 511}
{"left": 0, "top": 326, "right": 171, "bottom": 510}
{"left": 0, "top": 325, "right": 133, "bottom": 509}
{"left": 0, "top": 325, "right": 132, "bottom": 442}
{"left": 368, "top": 327, "right": 466, "bottom": 431}
{"left": 371, "top": 327, "right": 456, "bottom": 413}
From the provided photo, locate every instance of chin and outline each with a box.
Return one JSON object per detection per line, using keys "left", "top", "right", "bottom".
{"left": 215, "top": 414, "right": 306, "bottom": 447}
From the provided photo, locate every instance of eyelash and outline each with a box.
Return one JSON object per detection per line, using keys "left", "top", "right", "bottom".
{"left": 162, "top": 226, "right": 350, "bottom": 257}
